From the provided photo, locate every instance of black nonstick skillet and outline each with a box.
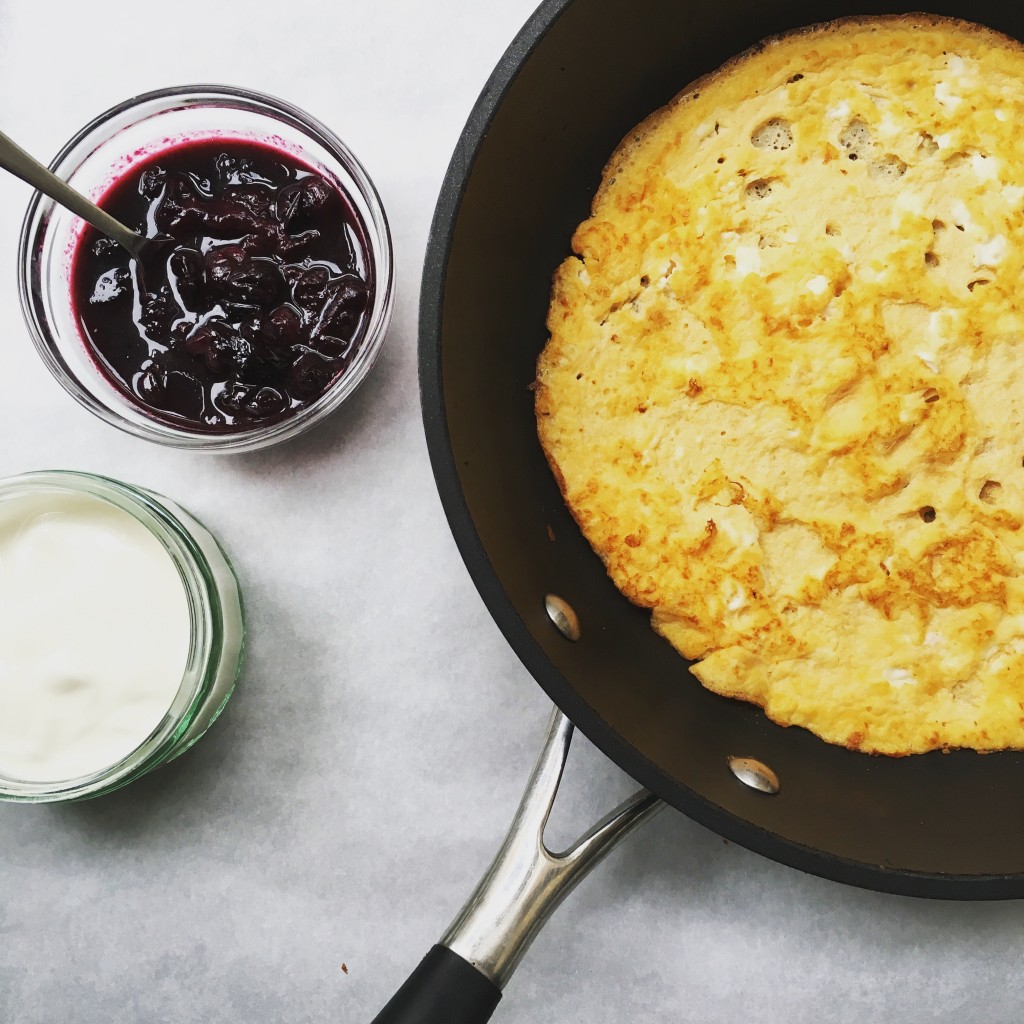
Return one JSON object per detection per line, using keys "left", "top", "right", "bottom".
{"left": 373, "top": 1, "right": 1024, "bottom": 1020}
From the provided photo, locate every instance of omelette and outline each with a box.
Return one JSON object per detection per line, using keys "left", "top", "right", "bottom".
{"left": 535, "top": 15, "right": 1024, "bottom": 755}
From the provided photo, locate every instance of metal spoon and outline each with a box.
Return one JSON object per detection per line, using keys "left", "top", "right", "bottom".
{"left": 0, "top": 128, "right": 164, "bottom": 262}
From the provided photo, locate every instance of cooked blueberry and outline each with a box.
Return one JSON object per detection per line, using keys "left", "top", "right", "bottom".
{"left": 138, "top": 167, "right": 166, "bottom": 200}
{"left": 317, "top": 275, "right": 369, "bottom": 336}
{"left": 278, "top": 229, "right": 320, "bottom": 258}
{"left": 225, "top": 184, "right": 274, "bottom": 218}
{"left": 185, "top": 321, "right": 228, "bottom": 358}
{"left": 268, "top": 304, "right": 302, "bottom": 346}
{"left": 336, "top": 275, "right": 369, "bottom": 311}
{"left": 292, "top": 266, "right": 331, "bottom": 310}
{"left": 316, "top": 335, "right": 350, "bottom": 360}
{"left": 320, "top": 307, "right": 357, "bottom": 339}
{"left": 289, "top": 349, "right": 340, "bottom": 398}
{"left": 90, "top": 267, "right": 131, "bottom": 304}
{"left": 192, "top": 198, "right": 262, "bottom": 236}
{"left": 215, "top": 153, "right": 251, "bottom": 187}
{"left": 278, "top": 175, "right": 332, "bottom": 225}
{"left": 152, "top": 173, "right": 203, "bottom": 232}
{"left": 236, "top": 318, "right": 285, "bottom": 365}
{"left": 239, "top": 221, "right": 288, "bottom": 258}
{"left": 247, "top": 386, "right": 287, "bottom": 418}
{"left": 136, "top": 361, "right": 167, "bottom": 399}
{"left": 169, "top": 319, "right": 191, "bottom": 344}
{"left": 239, "top": 315, "right": 269, "bottom": 340}
{"left": 297, "top": 175, "right": 332, "bottom": 214}
{"left": 205, "top": 246, "right": 247, "bottom": 287}
{"left": 138, "top": 292, "right": 176, "bottom": 333}
{"left": 205, "top": 337, "right": 236, "bottom": 373}
{"left": 276, "top": 184, "right": 303, "bottom": 225}
{"left": 168, "top": 249, "right": 204, "bottom": 308}
{"left": 91, "top": 237, "right": 120, "bottom": 259}
{"left": 225, "top": 260, "right": 284, "bottom": 306}
{"left": 217, "top": 381, "right": 252, "bottom": 412}
{"left": 280, "top": 264, "right": 307, "bottom": 286}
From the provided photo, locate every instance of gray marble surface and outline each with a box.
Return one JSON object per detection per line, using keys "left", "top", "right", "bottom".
{"left": 0, "top": 1, "right": 1020, "bottom": 1021}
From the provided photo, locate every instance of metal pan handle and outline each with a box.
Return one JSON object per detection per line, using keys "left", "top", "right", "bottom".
{"left": 370, "top": 707, "right": 664, "bottom": 1023}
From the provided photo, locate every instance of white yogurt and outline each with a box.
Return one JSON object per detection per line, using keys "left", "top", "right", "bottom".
{"left": 0, "top": 489, "right": 190, "bottom": 782}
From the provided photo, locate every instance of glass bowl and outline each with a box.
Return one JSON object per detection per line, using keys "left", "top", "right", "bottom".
{"left": 0, "top": 471, "right": 245, "bottom": 802}
{"left": 18, "top": 84, "right": 394, "bottom": 453}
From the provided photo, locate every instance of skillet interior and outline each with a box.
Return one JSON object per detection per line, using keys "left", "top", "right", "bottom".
{"left": 420, "top": 0, "right": 1024, "bottom": 898}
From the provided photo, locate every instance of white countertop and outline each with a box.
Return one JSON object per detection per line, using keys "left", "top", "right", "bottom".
{"left": 0, "top": 2, "right": 1020, "bottom": 1021}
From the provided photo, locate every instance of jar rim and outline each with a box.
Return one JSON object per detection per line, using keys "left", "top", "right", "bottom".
{"left": 0, "top": 470, "right": 227, "bottom": 801}
{"left": 18, "top": 84, "right": 395, "bottom": 453}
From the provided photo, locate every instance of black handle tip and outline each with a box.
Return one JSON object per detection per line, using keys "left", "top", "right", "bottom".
{"left": 370, "top": 945, "right": 502, "bottom": 1024}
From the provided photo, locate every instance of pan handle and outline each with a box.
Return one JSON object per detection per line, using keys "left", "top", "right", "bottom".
{"left": 370, "top": 708, "right": 664, "bottom": 1023}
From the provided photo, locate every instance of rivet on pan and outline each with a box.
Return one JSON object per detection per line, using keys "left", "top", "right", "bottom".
{"left": 545, "top": 594, "right": 581, "bottom": 642}
{"left": 728, "top": 756, "right": 780, "bottom": 795}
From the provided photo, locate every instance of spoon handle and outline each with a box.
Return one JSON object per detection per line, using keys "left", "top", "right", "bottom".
{"left": 0, "top": 129, "right": 144, "bottom": 257}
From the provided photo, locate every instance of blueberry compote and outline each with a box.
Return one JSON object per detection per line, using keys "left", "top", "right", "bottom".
{"left": 71, "top": 139, "right": 372, "bottom": 433}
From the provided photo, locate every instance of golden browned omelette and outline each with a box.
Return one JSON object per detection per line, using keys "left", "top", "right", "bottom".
{"left": 535, "top": 15, "right": 1024, "bottom": 755}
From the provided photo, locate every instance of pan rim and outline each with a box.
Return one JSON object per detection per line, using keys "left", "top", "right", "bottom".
{"left": 417, "top": 0, "right": 1024, "bottom": 900}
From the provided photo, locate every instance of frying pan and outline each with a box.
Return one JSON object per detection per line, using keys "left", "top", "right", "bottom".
{"left": 373, "top": 0, "right": 1024, "bottom": 1019}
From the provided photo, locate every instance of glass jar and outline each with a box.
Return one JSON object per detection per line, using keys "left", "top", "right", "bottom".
{"left": 0, "top": 471, "right": 245, "bottom": 802}
{"left": 18, "top": 84, "right": 394, "bottom": 452}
